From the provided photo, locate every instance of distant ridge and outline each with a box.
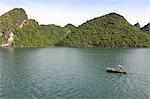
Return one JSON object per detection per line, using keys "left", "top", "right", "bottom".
{"left": 0, "top": 8, "right": 150, "bottom": 48}
{"left": 141, "top": 23, "right": 150, "bottom": 33}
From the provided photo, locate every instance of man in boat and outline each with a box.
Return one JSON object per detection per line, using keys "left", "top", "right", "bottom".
{"left": 118, "top": 64, "right": 123, "bottom": 69}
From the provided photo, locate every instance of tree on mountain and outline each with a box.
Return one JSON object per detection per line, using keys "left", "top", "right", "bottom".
{"left": 134, "top": 23, "right": 140, "bottom": 28}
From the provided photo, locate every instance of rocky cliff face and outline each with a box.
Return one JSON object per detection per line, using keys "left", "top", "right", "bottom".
{"left": 0, "top": 30, "right": 14, "bottom": 47}
{"left": 0, "top": 8, "right": 27, "bottom": 47}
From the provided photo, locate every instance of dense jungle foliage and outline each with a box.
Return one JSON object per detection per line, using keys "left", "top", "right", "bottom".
{"left": 0, "top": 8, "right": 150, "bottom": 48}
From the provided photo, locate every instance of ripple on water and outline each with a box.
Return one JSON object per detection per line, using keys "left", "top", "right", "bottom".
{"left": 0, "top": 48, "right": 150, "bottom": 99}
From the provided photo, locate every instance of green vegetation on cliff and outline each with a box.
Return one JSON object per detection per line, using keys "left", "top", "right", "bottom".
{"left": 141, "top": 23, "right": 150, "bottom": 35}
{"left": 59, "top": 13, "right": 150, "bottom": 47}
{"left": 14, "top": 21, "right": 67, "bottom": 47}
{"left": 134, "top": 23, "right": 141, "bottom": 28}
{"left": 0, "top": 8, "right": 150, "bottom": 48}
{"left": 0, "top": 8, "right": 68, "bottom": 47}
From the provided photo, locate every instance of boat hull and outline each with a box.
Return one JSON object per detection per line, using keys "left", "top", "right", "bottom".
{"left": 106, "top": 67, "right": 127, "bottom": 74}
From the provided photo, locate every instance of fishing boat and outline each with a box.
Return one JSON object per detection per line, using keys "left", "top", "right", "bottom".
{"left": 106, "top": 66, "right": 127, "bottom": 74}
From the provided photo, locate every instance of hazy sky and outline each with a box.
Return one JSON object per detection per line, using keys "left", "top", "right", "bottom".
{"left": 0, "top": 0, "right": 150, "bottom": 27}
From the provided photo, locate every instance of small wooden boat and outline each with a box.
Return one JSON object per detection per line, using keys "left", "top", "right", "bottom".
{"left": 106, "top": 67, "right": 127, "bottom": 74}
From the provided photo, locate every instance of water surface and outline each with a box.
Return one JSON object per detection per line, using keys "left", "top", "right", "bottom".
{"left": 0, "top": 48, "right": 150, "bottom": 99}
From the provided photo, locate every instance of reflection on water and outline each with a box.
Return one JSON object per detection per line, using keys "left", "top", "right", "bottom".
{"left": 0, "top": 48, "right": 150, "bottom": 99}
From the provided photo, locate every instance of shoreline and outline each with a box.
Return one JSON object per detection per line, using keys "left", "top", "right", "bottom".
{"left": 1, "top": 46, "right": 150, "bottom": 49}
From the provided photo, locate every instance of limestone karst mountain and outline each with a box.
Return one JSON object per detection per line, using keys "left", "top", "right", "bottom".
{"left": 0, "top": 8, "right": 150, "bottom": 48}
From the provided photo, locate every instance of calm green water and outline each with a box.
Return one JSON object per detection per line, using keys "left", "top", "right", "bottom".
{"left": 0, "top": 48, "right": 150, "bottom": 99}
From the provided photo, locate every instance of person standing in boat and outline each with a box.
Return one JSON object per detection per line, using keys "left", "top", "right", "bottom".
{"left": 118, "top": 64, "right": 123, "bottom": 69}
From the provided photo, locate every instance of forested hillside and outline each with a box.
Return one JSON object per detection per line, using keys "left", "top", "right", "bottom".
{"left": 58, "top": 13, "right": 150, "bottom": 47}
{"left": 0, "top": 8, "right": 150, "bottom": 48}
